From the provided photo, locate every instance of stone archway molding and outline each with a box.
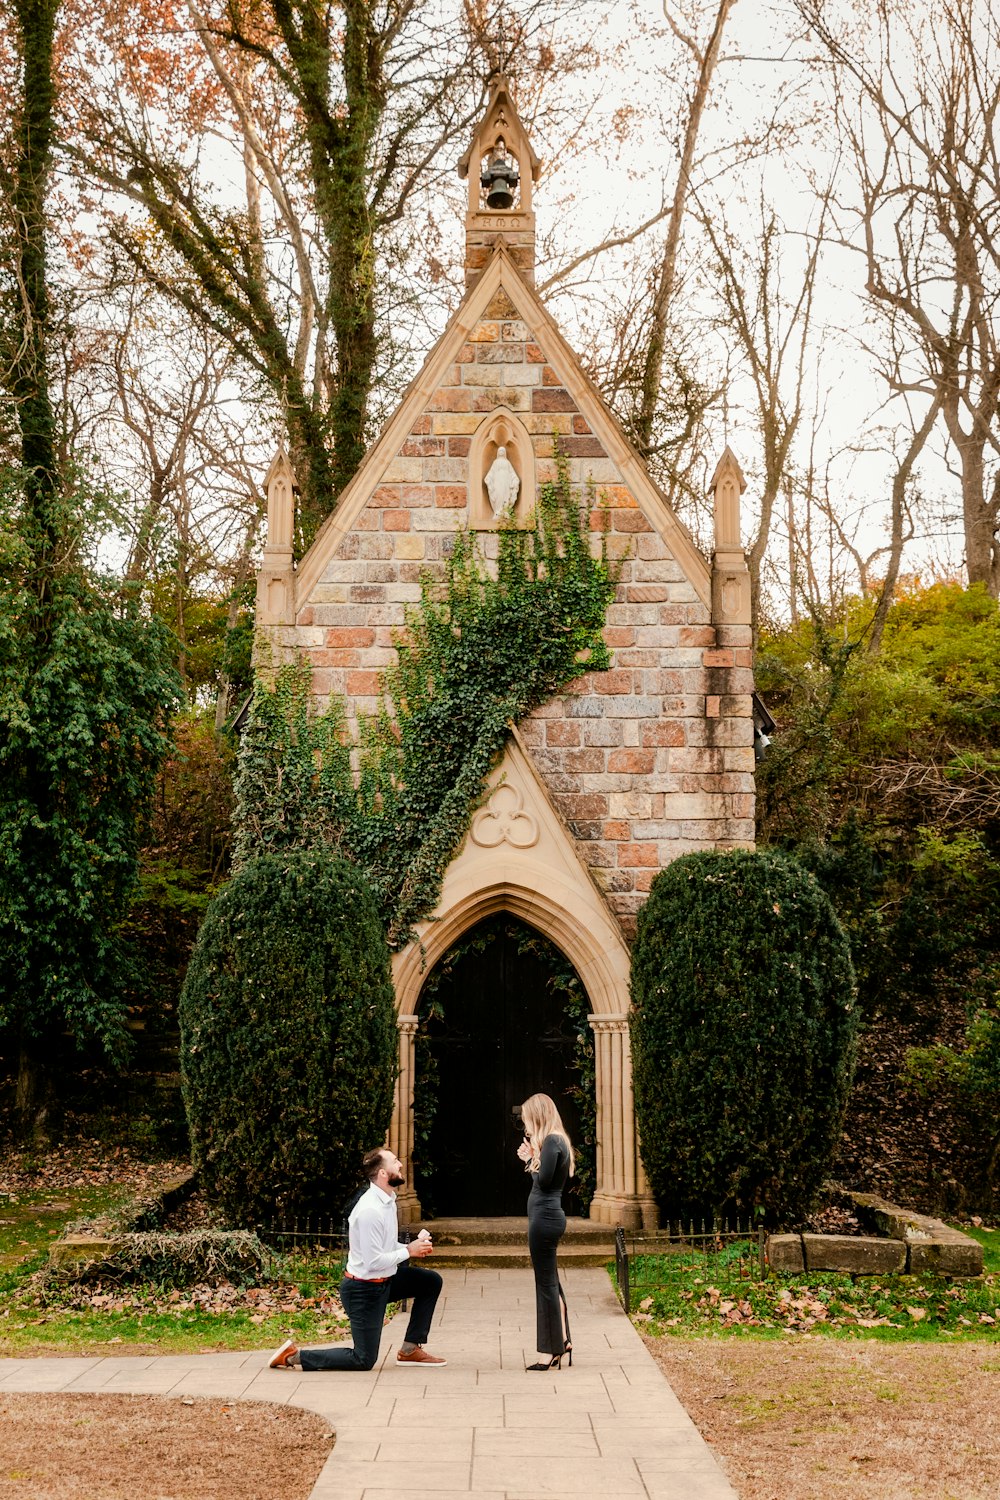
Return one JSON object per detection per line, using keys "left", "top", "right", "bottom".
{"left": 388, "top": 729, "right": 658, "bottom": 1230}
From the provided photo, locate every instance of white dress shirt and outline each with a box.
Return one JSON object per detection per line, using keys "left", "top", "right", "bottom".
{"left": 345, "top": 1183, "right": 411, "bottom": 1279}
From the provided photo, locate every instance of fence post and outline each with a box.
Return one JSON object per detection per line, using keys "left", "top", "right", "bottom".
{"left": 615, "top": 1226, "right": 630, "bottom": 1315}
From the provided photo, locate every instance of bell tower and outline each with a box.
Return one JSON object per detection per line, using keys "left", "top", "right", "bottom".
{"left": 457, "top": 75, "right": 541, "bottom": 290}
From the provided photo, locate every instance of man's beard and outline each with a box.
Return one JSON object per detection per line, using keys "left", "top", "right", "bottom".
{"left": 388, "top": 1173, "right": 405, "bottom": 1188}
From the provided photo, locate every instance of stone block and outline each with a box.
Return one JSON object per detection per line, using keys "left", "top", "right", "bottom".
{"left": 394, "top": 535, "right": 425, "bottom": 560}
{"left": 907, "top": 1232, "right": 983, "bottom": 1277}
{"left": 801, "top": 1234, "right": 906, "bottom": 1274}
{"left": 502, "top": 364, "right": 543, "bottom": 386}
{"left": 422, "top": 458, "right": 468, "bottom": 483}
{"left": 382, "top": 457, "right": 423, "bottom": 482}
{"left": 607, "top": 749, "right": 655, "bottom": 774}
{"left": 581, "top": 720, "right": 624, "bottom": 747}
{"left": 609, "top": 791, "right": 652, "bottom": 819}
{"left": 766, "top": 1234, "right": 804, "bottom": 1273}
{"left": 608, "top": 695, "right": 660, "bottom": 718}
{"left": 464, "top": 362, "right": 502, "bottom": 386}
{"left": 49, "top": 1235, "right": 114, "bottom": 1269}
{"left": 532, "top": 386, "right": 576, "bottom": 412}
{"left": 431, "top": 413, "right": 485, "bottom": 435}
{"left": 477, "top": 343, "right": 524, "bottom": 363}
{"left": 617, "top": 843, "right": 660, "bottom": 868}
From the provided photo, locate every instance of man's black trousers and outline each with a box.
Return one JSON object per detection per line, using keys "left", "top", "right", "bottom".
{"left": 298, "top": 1263, "right": 443, "bottom": 1371}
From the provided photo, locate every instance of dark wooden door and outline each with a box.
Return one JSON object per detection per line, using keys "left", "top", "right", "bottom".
{"left": 419, "top": 918, "right": 583, "bottom": 1217}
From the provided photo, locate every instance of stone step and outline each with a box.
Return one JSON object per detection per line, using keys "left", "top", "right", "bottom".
{"left": 421, "top": 1242, "right": 615, "bottom": 1269}
{"left": 401, "top": 1216, "right": 615, "bottom": 1247}
{"left": 396, "top": 1218, "right": 617, "bottom": 1269}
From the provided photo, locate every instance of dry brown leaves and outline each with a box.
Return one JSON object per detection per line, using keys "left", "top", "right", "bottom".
{"left": 0, "top": 1392, "right": 334, "bottom": 1500}
{"left": 647, "top": 1336, "right": 1000, "bottom": 1499}
{"left": 0, "top": 1141, "right": 190, "bottom": 1196}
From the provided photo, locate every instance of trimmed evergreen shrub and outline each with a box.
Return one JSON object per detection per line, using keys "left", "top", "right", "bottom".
{"left": 631, "top": 849, "right": 858, "bottom": 1223}
{"left": 179, "top": 851, "right": 396, "bottom": 1224}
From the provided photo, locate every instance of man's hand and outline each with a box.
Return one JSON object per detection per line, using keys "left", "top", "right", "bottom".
{"left": 409, "top": 1237, "right": 434, "bottom": 1258}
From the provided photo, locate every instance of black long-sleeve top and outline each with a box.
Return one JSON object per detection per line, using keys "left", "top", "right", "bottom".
{"left": 532, "top": 1134, "right": 570, "bottom": 1197}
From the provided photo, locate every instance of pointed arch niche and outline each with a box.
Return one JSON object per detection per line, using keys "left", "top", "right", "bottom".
{"left": 387, "top": 733, "right": 659, "bottom": 1230}
{"left": 469, "top": 407, "right": 536, "bottom": 529}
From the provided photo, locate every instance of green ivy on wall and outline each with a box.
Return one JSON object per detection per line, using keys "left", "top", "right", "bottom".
{"left": 233, "top": 458, "right": 618, "bottom": 948}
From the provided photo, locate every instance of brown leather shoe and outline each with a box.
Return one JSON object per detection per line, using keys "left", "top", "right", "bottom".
{"left": 269, "top": 1338, "right": 299, "bottom": 1369}
{"left": 396, "top": 1345, "right": 447, "bottom": 1366}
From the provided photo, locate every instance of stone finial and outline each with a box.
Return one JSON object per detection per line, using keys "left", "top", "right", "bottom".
{"left": 263, "top": 445, "right": 296, "bottom": 555}
{"left": 710, "top": 445, "right": 746, "bottom": 551}
{"left": 256, "top": 445, "right": 297, "bottom": 627}
{"left": 709, "top": 447, "right": 751, "bottom": 628}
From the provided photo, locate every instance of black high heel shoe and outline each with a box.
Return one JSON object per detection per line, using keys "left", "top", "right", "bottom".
{"left": 526, "top": 1353, "right": 562, "bottom": 1371}
{"left": 564, "top": 1341, "right": 573, "bottom": 1367}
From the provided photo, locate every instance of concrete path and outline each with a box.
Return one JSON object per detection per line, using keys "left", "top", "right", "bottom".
{"left": 0, "top": 1267, "right": 738, "bottom": 1499}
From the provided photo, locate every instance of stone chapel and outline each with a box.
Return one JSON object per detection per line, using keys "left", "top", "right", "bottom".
{"left": 254, "top": 79, "right": 757, "bottom": 1231}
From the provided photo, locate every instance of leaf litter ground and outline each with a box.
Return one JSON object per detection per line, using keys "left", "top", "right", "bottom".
{"left": 647, "top": 1337, "right": 1000, "bottom": 1499}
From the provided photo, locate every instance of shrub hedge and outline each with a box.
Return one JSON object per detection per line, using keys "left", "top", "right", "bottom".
{"left": 179, "top": 851, "right": 396, "bottom": 1224}
{"left": 631, "top": 849, "right": 858, "bottom": 1223}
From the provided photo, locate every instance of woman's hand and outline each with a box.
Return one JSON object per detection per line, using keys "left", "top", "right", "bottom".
{"left": 516, "top": 1139, "right": 533, "bottom": 1163}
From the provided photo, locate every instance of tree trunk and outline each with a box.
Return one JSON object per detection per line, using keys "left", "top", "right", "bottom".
{"left": 959, "top": 438, "right": 1000, "bottom": 596}
{"left": 14, "top": 1039, "right": 51, "bottom": 1146}
{"left": 9, "top": 0, "right": 60, "bottom": 546}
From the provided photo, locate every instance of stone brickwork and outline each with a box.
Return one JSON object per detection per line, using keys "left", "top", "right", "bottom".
{"left": 273, "top": 272, "right": 754, "bottom": 939}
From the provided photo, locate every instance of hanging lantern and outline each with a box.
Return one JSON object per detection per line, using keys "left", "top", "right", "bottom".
{"left": 480, "top": 137, "right": 519, "bottom": 210}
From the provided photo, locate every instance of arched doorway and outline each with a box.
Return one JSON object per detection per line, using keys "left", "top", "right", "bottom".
{"left": 413, "top": 914, "right": 594, "bottom": 1218}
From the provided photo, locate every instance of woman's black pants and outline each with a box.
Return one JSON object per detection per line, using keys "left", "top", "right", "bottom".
{"left": 527, "top": 1204, "right": 570, "bottom": 1356}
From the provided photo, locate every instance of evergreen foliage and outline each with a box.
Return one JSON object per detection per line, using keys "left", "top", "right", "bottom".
{"left": 0, "top": 477, "right": 181, "bottom": 1069}
{"left": 233, "top": 465, "right": 617, "bottom": 945}
{"left": 631, "top": 849, "right": 858, "bottom": 1222}
{"left": 756, "top": 582, "right": 1000, "bottom": 1207}
{"left": 178, "top": 850, "right": 396, "bottom": 1224}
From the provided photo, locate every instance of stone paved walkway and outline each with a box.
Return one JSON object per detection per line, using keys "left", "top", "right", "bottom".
{"left": 0, "top": 1267, "right": 738, "bottom": 1499}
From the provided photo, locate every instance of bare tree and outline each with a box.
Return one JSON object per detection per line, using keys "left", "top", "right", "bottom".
{"left": 696, "top": 187, "right": 829, "bottom": 632}
{"left": 632, "top": 0, "right": 739, "bottom": 455}
{"left": 65, "top": 0, "right": 601, "bottom": 543}
{"left": 801, "top": 0, "right": 1000, "bottom": 595}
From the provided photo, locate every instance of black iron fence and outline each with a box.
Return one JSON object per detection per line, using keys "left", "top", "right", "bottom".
{"left": 256, "top": 1217, "right": 348, "bottom": 1256}
{"left": 613, "top": 1221, "right": 767, "bottom": 1315}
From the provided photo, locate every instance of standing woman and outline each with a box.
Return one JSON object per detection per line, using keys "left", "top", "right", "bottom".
{"left": 517, "top": 1092, "right": 574, "bottom": 1371}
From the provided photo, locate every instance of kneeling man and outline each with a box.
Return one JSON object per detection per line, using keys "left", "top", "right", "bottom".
{"left": 269, "top": 1147, "right": 445, "bottom": 1371}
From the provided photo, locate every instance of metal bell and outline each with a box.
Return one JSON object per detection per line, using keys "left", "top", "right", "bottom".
{"left": 481, "top": 142, "right": 519, "bottom": 210}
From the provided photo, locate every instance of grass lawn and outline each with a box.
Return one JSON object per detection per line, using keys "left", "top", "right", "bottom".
{"left": 0, "top": 1168, "right": 348, "bottom": 1357}
{"left": 624, "top": 1225, "right": 1000, "bottom": 1342}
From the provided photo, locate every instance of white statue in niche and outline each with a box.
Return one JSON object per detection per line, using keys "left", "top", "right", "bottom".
{"left": 484, "top": 445, "right": 520, "bottom": 518}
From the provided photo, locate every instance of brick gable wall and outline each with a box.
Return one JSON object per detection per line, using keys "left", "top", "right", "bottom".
{"left": 285, "top": 286, "right": 754, "bottom": 937}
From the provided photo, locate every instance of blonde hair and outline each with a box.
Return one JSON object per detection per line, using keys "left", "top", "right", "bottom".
{"left": 520, "top": 1092, "right": 575, "bottom": 1177}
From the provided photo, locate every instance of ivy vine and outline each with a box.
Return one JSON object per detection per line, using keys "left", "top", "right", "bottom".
{"left": 233, "top": 458, "right": 618, "bottom": 948}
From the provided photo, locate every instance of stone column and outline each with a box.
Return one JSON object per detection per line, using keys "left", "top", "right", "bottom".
{"left": 387, "top": 1014, "right": 422, "bottom": 1223}
{"left": 587, "top": 1015, "right": 658, "bottom": 1230}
